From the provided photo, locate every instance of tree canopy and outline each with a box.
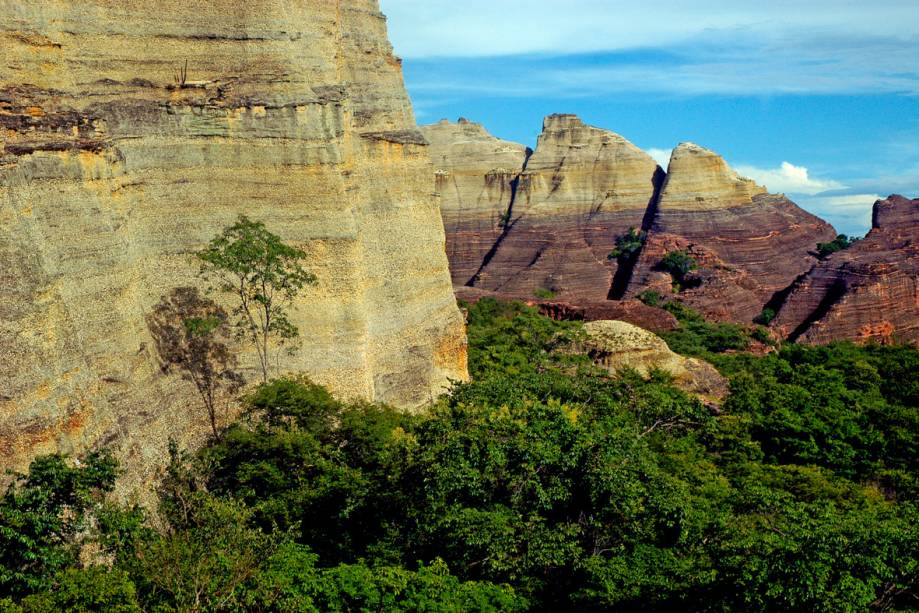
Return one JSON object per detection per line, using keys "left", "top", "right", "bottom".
{"left": 2, "top": 300, "right": 916, "bottom": 611}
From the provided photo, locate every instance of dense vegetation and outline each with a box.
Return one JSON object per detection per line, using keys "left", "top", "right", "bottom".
{"left": 1, "top": 299, "right": 917, "bottom": 611}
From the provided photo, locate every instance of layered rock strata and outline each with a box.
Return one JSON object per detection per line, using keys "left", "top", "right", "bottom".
{"left": 625, "top": 143, "right": 837, "bottom": 321}
{"left": 422, "top": 119, "right": 529, "bottom": 285}
{"left": 0, "top": 0, "right": 468, "bottom": 485}
{"left": 424, "top": 115, "right": 664, "bottom": 301}
{"left": 772, "top": 195, "right": 919, "bottom": 344}
{"left": 429, "top": 119, "right": 838, "bottom": 326}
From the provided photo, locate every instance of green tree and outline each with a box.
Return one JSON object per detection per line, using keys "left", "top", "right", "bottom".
{"left": 198, "top": 216, "right": 316, "bottom": 383}
{"left": 18, "top": 567, "right": 140, "bottom": 613}
{"left": 608, "top": 227, "right": 646, "bottom": 262}
{"left": 659, "top": 250, "right": 699, "bottom": 290}
{"left": 817, "top": 234, "right": 857, "bottom": 259}
{"left": 148, "top": 287, "right": 244, "bottom": 438}
{"left": 754, "top": 307, "right": 776, "bottom": 326}
{"left": 0, "top": 453, "right": 117, "bottom": 598}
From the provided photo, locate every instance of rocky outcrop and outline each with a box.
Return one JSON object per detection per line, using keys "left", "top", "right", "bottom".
{"left": 772, "top": 195, "right": 919, "bottom": 344}
{"left": 421, "top": 119, "right": 530, "bottom": 285}
{"left": 625, "top": 143, "right": 838, "bottom": 321}
{"left": 430, "top": 120, "right": 839, "bottom": 326}
{"left": 582, "top": 320, "right": 728, "bottom": 403}
{"left": 425, "top": 115, "right": 664, "bottom": 301}
{"left": 0, "top": 0, "right": 468, "bottom": 487}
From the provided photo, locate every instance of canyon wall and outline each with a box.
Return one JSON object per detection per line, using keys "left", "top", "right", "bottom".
{"left": 423, "top": 115, "right": 663, "bottom": 301}
{"left": 427, "top": 116, "right": 840, "bottom": 326}
{"left": 423, "top": 118, "right": 529, "bottom": 286}
{"left": 0, "top": 0, "right": 468, "bottom": 486}
{"left": 772, "top": 195, "right": 919, "bottom": 344}
{"left": 625, "top": 143, "right": 837, "bottom": 321}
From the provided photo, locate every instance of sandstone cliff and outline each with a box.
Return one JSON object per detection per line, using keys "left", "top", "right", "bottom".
{"left": 427, "top": 117, "right": 838, "bottom": 327}
{"left": 625, "top": 143, "right": 838, "bottom": 322}
{"left": 425, "top": 115, "right": 663, "bottom": 301}
{"left": 421, "top": 119, "right": 529, "bottom": 285}
{"left": 772, "top": 195, "right": 919, "bottom": 344}
{"left": 0, "top": 0, "right": 468, "bottom": 485}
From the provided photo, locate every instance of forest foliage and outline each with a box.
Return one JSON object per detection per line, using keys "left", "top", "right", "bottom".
{"left": 1, "top": 299, "right": 917, "bottom": 612}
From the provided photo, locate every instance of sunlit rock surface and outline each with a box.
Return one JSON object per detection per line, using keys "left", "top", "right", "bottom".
{"left": 625, "top": 143, "right": 838, "bottom": 322}
{"left": 773, "top": 195, "right": 919, "bottom": 344}
{"left": 0, "top": 0, "right": 468, "bottom": 488}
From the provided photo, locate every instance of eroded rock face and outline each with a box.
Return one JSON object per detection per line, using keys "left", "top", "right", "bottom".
{"left": 772, "top": 195, "right": 919, "bottom": 344}
{"left": 425, "top": 114, "right": 663, "bottom": 301}
{"left": 421, "top": 119, "right": 530, "bottom": 285}
{"left": 626, "top": 143, "right": 837, "bottom": 321}
{"left": 582, "top": 320, "right": 727, "bottom": 403}
{"left": 430, "top": 120, "right": 836, "bottom": 326}
{"left": 0, "top": 0, "right": 468, "bottom": 486}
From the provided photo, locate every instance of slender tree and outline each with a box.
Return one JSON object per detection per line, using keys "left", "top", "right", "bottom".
{"left": 148, "top": 287, "right": 244, "bottom": 438}
{"left": 197, "top": 216, "right": 315, "bottom": 383}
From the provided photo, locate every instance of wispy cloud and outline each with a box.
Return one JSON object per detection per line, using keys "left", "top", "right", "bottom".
{"left": 734, "top": 162, "right": 845, "bottom": 195}
{"left": 382, "top": 0, "right": 919, "bottom": 97}
{"left": 795, "top": 194, "right": 884, "bottom": 236}
{"left": 401, "top": 36, "right": 919, "bottom": 98}
{"left": 381, "top": 0, "right": 917, "bottom": 60}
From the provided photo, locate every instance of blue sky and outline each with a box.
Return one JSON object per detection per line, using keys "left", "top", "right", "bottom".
{"left": 380, "top": 0, "right": 919, "bottom": 236}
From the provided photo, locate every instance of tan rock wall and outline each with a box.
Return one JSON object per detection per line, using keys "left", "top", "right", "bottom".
{"left": 0, "top": 0, "right": 467, "bottom": 488}
{"left": 421, "top": 119, "right": 529, "bottom": 285}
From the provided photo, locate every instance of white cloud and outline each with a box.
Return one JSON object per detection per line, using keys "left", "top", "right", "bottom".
{"left": 646, "top": 148, "right": 673, "bottom": 168}
{"left": 795, "top": 194, "right": 883, "bottom": 236}
{"left": 381, "top": 1, "right": 919, "bottom": 96}
{"left": 733, "top": 162, "right": 845, "bottom": 195}
{"left": 380, "top": 0, "right": 916, "bottom": 59}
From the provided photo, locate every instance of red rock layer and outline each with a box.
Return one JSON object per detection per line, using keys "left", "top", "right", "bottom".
{"left": 626, "top": 144, "right": 837, "bottom": 322}
{"left": 421, "top": 119, "right": 530, "bottom": 285}
{"left": 773, "top": 195, "right": 919, "bottom": 344}
{"left": 427, "top": 115, "right": 664, "bottom": 301}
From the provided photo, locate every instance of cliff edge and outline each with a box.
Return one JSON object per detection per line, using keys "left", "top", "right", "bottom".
{"left": 0, "top": 0, "right": 468, "bottom": 487}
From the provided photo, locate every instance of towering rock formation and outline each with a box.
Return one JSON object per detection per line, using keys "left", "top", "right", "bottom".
{"left": 626, "top": 143, "right": 837, "bottom": 321}
{"left": 773, "top": 195, "right": 919, "bottom": 344}
{"left": 425, "top": 115, "right": 663, "bottom": 301}
{"left": 421, "top": 119, "right": 530, "bottom": 285}
{"left": 0, "top": 0, "right": 468, "bottom": 484}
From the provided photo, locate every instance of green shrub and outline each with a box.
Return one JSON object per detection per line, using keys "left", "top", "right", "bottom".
{"left": 817, "top": 234, "right": 858, "bottom": 259}
{"left": 19, "top": 568, "right": 140, "bottom": 613}
{"left": 534, "top": 287, "right": 556, "bottom": 300}
{"left": 754, "top": 308, "right": 776, "bottom": 325}
{"left": 638, "top": 290, "right": 662, "bottom": 307}
{"left": 0, "top": 453, "right": 118, "bottom": 598}
{"left": 608, "top": 228, "right": 646, "bottom": 261}
{"left": 659, "top": 301, "right": 750, "bottom": 356}
{"left": 658, "top": 250, "right": 699, "bottom": 287}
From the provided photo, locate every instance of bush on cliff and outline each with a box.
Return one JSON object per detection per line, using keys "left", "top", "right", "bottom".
{"left": 817, "top": 234, "right": 859, "bottom": 259}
